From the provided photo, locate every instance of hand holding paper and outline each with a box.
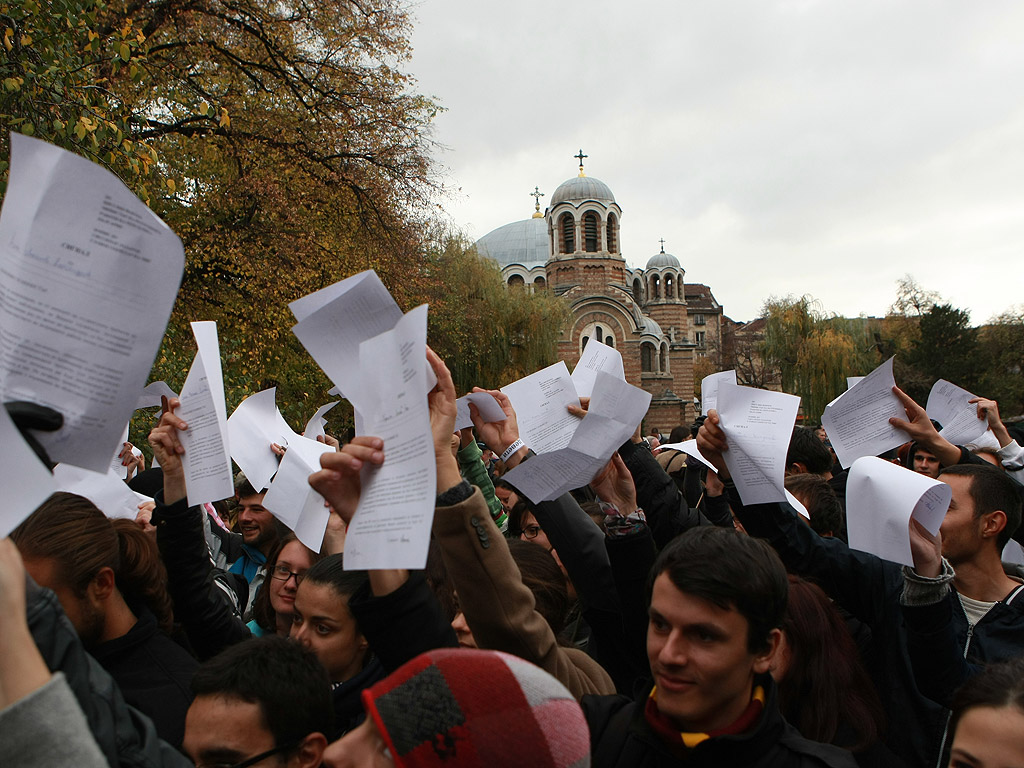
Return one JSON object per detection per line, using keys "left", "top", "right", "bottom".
{"left": 846, "top": 456, "right": 951, "bottom": 567}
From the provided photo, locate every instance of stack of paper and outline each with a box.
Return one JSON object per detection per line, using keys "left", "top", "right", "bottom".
{"left": 926, "top": 379, "right": 987, "bottom": 446}
{"left": 177, "top": 322, "right": 234, "bottom": 506}
{"left": 716, "top": 382, "right": 800, "bottom": 505}
{"left": 821, "top": 357, "right": 906, "bottom": 469}
{"left": 846, "top": 456, "right": 951, "bottom": 566}
{"left": 0, "top": 134, "right": 184, "bottom": 472}
{"left": 502, "top": 372, "right": 651, "bottom": 503}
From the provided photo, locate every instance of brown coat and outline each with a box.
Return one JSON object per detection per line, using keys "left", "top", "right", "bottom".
{"left": 433, "top": 487, "right": 616, "bottom": 699}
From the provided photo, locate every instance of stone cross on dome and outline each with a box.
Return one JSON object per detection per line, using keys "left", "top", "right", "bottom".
{"left": 530, "top": 186, "right": 545, "bottom": 218}
{"left": 659, "top": 238, "right": 666, "bottom": 253}
{"left": 575, "top": 149, "right": 588, "bottom": 177}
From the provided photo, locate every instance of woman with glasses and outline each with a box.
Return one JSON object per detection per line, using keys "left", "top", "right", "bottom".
{"left": 247, "top": 533, "right": 322, "bottom": 638}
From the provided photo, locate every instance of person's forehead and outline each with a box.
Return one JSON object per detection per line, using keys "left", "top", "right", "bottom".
{"left": 916, "top": 449, "right": 938, "bottom": 460}
{"left": 238, "top": 494, "right": 268, "bottom": 508}
{"left": 185, "top": 695, "right": 273, "bottom": 757}
{"left": 651, "top": 573, "right": 746, "bottom": 629}
{"left": 295, "top": 581, "right": 348, "bottom": 620}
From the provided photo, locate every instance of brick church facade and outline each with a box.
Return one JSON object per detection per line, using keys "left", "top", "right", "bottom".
{"left": 476, "top": 158, "right": 724, "bottom": 431}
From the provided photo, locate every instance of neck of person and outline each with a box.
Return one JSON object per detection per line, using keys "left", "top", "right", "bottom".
{"left": 953, "top": 550, "right": 1020, "bottom": 603}
{"left": 100, "top": 590, "right": 139, "bottom": 643}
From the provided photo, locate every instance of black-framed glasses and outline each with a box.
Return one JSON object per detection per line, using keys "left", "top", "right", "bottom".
{"left": 270, "top": 564, "right": 304, "bottom": 584}
{"left": 521, "top": 524, "right": 542, "bottom": 540}
{"left": 197, "top": 740, "right": 299, "bottom": 768}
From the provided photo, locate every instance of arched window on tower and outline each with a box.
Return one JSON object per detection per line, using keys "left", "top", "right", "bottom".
{"left": 665, "top": 274, "right": 674, "bottom": 299}
{"left": 632, "top": 277, "right": 643, "bottom": 304}
{"left": 533, "top": 276, "right": 546, "bottom": 290}
{"left": 651, "top": 274, "right": 661, "bottom": 300}
{"left": 581, "top": 322, "right": 616, "bottom": 354}
{"left": 660, "top": 343, "right": 669, "bottom": 374}
{"left": 559, "top": 213, "right": 575, "bottom": 254}
{"left": 641, "top": 342, "right": 654, "bottom": 372}
{"left": 583, "top": 212, "right": 599, "bottom": 253}
{"left": 607, "top": 213, "right": 618, "bottom": 253}
{"left": 507, "top": 274, "right": 525, "bottom": 289}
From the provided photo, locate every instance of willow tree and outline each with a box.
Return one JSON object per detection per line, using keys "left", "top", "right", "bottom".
{"left": 761, "top": 296, "right": 876, "bottom": 422}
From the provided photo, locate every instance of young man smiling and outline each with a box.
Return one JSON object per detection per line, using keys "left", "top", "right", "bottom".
{"left": 582, "top": 526, "right": 855, "bottom": 768}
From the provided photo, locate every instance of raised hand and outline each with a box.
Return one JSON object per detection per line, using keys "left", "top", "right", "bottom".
{"left": 696, "top": 409, "right": 731, "bottom": 478}
{"left": 468, "top": 388, "right": 527, "bottom": 468}
{"left": 591, "top": 453, "right": 638, "bottom": 514}
{"left": 309, "top": 437, "right": 385, "bottom": 529}
{"left": 889, "top": 386, "right": 960, "bottom": 465}
{"left": 148, "top": 396, "right": 188, "bottom": 503}
{"left": 909, "top": 518, "right": 943, "bottom": 578}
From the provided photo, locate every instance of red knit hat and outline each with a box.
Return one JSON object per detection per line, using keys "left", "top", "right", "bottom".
{"left": 361, "top": 649, "right": 591, "bottom": 768}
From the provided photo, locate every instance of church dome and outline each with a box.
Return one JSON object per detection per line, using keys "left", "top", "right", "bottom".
{"left": 550, "top": 176, "right": 616, "bottom": 205}
{"left": 646, "top": 249, "right": 680, "bottom": 269}
{"left": 475, "top": 217, "right": 549, "bottom": 266}
{"left": 639, "top": 314, "right": 664, "bottom": 337}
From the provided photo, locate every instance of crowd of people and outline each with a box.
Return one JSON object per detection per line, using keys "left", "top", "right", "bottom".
{"left": 2, "top": 341, "right": 1024, "bottom": 768}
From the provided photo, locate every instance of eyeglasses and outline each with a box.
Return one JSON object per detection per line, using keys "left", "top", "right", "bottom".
{"left": 270, "top": 564, "right": 304, "bottom": 584}
{"left": 521, "top": 524, "right": 542, "bottom": 540}
{"left": 197, "top": 741, "right": 299, "bottom": 768}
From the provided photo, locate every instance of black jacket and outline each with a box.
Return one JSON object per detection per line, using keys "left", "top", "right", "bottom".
{"left": 153, "top": 492, "right": 252, "bottom": 661}
{"left": 727, "top": 485, "right": 947, "bottom": 768}
{"left": 90, "top": 609, "right": 198, "bottom": 747}
{"left": 582, "top": 677, "right": 857, "bottom": 768}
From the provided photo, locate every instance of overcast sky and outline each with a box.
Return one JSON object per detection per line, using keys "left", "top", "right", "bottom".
{"left": 406, "top": 1, "right": 1024, "bottom": 323}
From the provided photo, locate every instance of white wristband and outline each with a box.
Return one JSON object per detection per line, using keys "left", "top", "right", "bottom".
{"left": 500, "top": 439, "right": 525, "bottom": 463}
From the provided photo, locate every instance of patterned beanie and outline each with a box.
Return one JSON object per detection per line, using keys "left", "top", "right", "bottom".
{"left": 361, "top": 648, "right": 590, "bottom": 768}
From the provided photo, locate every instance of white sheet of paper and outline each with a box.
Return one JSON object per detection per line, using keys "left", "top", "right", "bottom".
{"left": 927, "top": 379, "right": 987, "bottom": 446}
{"left": 500, "top": 361, "right": 580, "bottom": 454}
{"left": 0, "top": 402, "right": 57, "bottom": 537}
{"left": 227, "top": 388, "right": 298, "bottom": 492}
{"left": 0, "top": 135, "right": 184, "bottom": 471}
{"left": 262, "top": 435, "right": 334, "bottom": 552}
{"left": 136, "top": 381, "right": 177, "bottom": 410}
{"left": 177, "top": 322, "right": 234, "bottom": 506}
{"left": 846, "top": 456, "right": 951, "bottom": 566}
{"left": 821, "top": 357, "right": 906, "bottom": 469}
{"left": 701, "top": 370, "right": 737, "bottom": 416}
{"left": 658, "top": 439, "right": 718, "bottom": 473}
{"left": 717, "top": 382, "right": 800, "bottom": 505}
{"left": 344, "top": 305, "right": 436, "bottom": 570}
{"left": 571, "top": 339, "right": 625, "bottom": 399}
{"left": 303, "top": 401, "right": 340, "bottom": 440}
{"left": 454, "top": 392, "right": 508, "bottom": 432}
{"left": 291, "top": 270, "right": 435, "bottom": 412}
{"left": 108, "top": 425, "right": 143, "bottom": 478}
{"left": 53, "top": 463, "right": 148, "bottom": 520}
{"left": 847, "top": 377, "right": 865, "bottom": 390}
{"left": 503, "top": 372, "right": 651, "bottom": 502}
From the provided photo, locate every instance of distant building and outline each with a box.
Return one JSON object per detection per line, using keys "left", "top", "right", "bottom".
{"left": 476, "top": 154, "right": 725, "bottom": 429}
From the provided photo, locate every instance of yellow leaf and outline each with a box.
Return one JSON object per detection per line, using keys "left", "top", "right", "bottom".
{"left": 118, "top": 43, "right": 130, "bottom": 61}
{"left": 20, "top": 35, "right": 31, "bottom": 46}
{"left": 3, "top": 29, "right": 12, "bottom": 52}
{"left": 219, "top": 108, "right": 230, "bottom": 128}
{"left": 199, "top": 101, "right": 209, "bottom": 115}
{"left": 166, "top": 178, "right": 176, "bottom": 192}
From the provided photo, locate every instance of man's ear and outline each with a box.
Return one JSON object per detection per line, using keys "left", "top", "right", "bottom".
{"left": 90, "top": 566, "right": 117, "bottom": 602}
{"left": 786, "top": 462, "right": 807, "bottom": 477}
{"left": 295, "top": 732, "right": 327, "bottom": 768}
{"left": 981, "top": 510, "right": 1007, "bottom": 543}
{"left": 752, "top": 628, "right": 784, "bottom": 675}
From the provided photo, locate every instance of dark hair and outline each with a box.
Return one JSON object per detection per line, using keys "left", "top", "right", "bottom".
{"left": 191, "top": 635, "right": 332, "bottom": 748}
{"left": 507, "top": 539, "right": 570, "bottom": 636}
{"left": 251, "top": 533, "right": 324, "bottom": 633}
{"left": 301, "top": 554, "right": 368, "bottom": 600}
{"left": 786, "top": 427, "right": 833, "bottom": 476}
{"left": 507, "top": 498, "right": 534, "bottom": 539}
{"left": 12, "top": 492, "right": 175, "bottom": 633}
{"left": 784, "top": 474, "right": 847, "bottom": 541}
{"left": 939, "top": 464, "right": 1022, "bottom": 549}
{"left": 668, "top": 425, "right": 689, "bottom": 444}
{"left": 234, "top": 471, "right": 263, "bottom": 498}
{"left": 949, "top": 655, "right": 1024, "bottom": 740}
{"left": 647, "top": 526, "right": 788, "bottom": 653}
{"left": 777, "top": 576, "right": 885, "bottom": 750}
